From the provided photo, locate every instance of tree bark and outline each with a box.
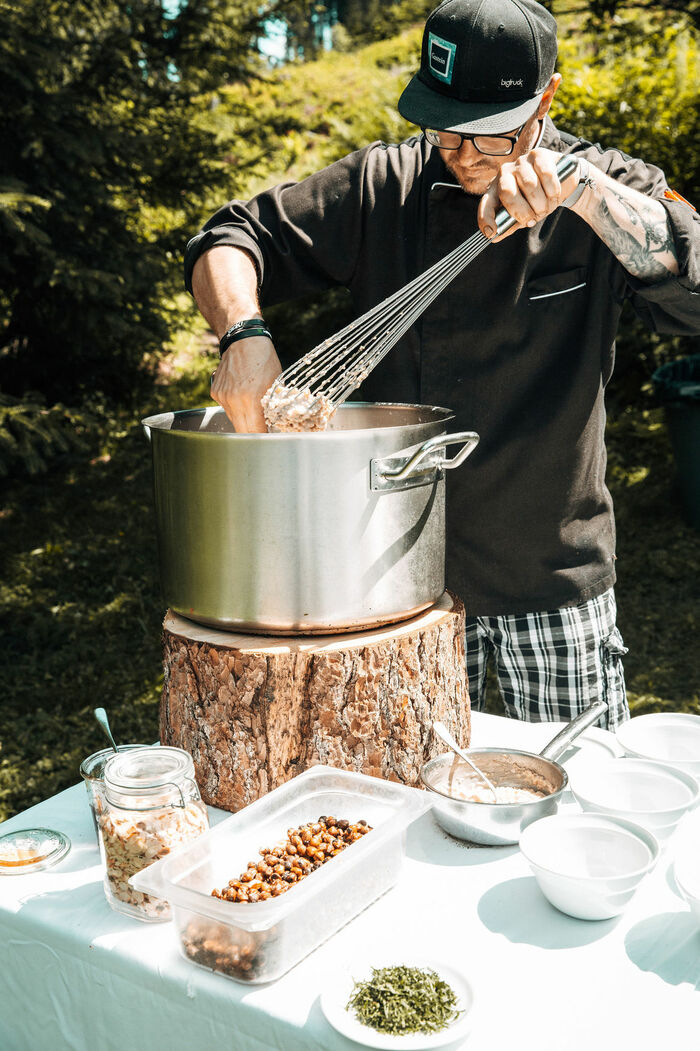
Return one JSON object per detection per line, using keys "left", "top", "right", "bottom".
{"left": 161, "top": 591, "right": 469, "bottom": 812}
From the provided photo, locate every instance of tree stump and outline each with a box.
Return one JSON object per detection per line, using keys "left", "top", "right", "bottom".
{"left": 161, "top": 591, "right": 469, "bottom": 812}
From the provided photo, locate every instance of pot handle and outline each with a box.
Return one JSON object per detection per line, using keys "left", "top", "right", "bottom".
{"left": 370, "top": 431, "right": 480, "bottom": 492}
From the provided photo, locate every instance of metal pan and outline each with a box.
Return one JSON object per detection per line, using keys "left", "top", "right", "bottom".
{"left": 421, "top": 702, "right": 608, "bottom": 846}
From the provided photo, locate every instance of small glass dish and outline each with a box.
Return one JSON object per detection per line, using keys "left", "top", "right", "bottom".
{"left": 0, "top": 828, "right": 71, "bottom": 874}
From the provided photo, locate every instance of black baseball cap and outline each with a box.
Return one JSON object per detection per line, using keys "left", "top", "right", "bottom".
{"left": 398, "top": 0, "right": 558, "bottom": 134}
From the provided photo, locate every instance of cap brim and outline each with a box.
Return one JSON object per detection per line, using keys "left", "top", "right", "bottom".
{"left": 398, "top": 73, "right": 544, "bottom": 134}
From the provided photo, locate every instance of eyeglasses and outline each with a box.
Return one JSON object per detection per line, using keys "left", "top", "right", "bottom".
{"left": 423, "top": 123, "right": 527, "bottom": 156}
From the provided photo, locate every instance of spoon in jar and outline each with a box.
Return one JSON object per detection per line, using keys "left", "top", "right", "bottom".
{"left": 432, "top": 721, "right": 500, "bottom": 802}
{"left": 94, "top": 708, "right": 119, "bottom": 753}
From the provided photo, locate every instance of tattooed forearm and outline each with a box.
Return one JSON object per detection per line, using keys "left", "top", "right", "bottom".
{"left": 596, "top": 191, "right": 678, "bottom": 279}
{"left": 573, "top": 174, "right": 679, "bottom": 282}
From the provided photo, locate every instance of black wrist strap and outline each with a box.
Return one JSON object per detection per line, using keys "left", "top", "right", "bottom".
{"left": 219, "top": 318, "right": 271, "bottom": 358}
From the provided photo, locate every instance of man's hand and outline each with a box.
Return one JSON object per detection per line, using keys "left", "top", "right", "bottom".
{"left": 477, "top": 146, "right": 680, "bottom": 282}
{"left": 190, "top": 246, "right": 282, "bottom": 431}
{"left": 211, "top": 335, "right": 282, "bottom": 433}
{"left": 478, "top": 147, "right": 581, "bottom": 242}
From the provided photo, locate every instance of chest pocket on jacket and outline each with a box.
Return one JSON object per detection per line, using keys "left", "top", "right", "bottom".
{"left": 527, "top": 267, "right": 587, "bottom": 302}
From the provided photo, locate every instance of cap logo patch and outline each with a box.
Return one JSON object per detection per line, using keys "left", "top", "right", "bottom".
{"left": 501, "top": 78, "right": 523, "bottom": 89}
{"left": 428, "top": 32, "right": 456, "bottom": 85}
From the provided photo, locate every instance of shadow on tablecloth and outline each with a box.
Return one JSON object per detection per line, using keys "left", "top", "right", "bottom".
{"left": 406, "top": 811, "right": 519, "bottom": 867}
{"left": 477, "top": 876, "right": 620, "bottom": 948}
{"left": 625, "top": 912, "right": 700, "bottom": 988}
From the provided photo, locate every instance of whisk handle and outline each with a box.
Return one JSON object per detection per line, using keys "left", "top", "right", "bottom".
{"left": 494, "top": 154, "right": 582, "bottom": 237}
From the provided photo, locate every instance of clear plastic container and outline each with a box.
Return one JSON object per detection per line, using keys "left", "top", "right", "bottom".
{"left": 99, "top": 746, "right": 209, "bottom": 922}
{"left": 130, "top": 765, "right": 432, "bottom": 982}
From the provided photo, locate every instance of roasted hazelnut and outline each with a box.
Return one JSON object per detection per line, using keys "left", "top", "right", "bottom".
{"left": 210, "top": 816, "right": 372, "bottom": 905}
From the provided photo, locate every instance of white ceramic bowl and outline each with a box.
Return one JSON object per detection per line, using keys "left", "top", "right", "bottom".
{"left": 674, "top": 836, "right": 700, "bottom": 929}
{"left": 570, "top": 759, "right": 699, "bottom": 844}
{"left": 519, "top": 813, "right": 659, "bottom": 920}
{"left": 616, "top": 714, "right": 700, "bottom": 782}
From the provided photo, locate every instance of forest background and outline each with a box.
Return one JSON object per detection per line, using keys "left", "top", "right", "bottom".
{"left": 0, "top": 0, "right": 698, "bottom": 821}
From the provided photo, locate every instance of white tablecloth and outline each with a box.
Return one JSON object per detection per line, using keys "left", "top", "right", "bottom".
{"left": 1, "top": 712, "right": 698, "bottom": 1051}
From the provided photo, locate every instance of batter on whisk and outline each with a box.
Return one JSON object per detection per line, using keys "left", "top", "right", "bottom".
{"left": 261, "top": 385, "right": 335, "bottom": 433}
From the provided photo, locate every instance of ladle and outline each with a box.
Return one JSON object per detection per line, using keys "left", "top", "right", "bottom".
{"left": 94, "top": 707, "right": 119, "bottom": 754}
{"left": 432, "top": 721, "right": 500, "bottom": 801}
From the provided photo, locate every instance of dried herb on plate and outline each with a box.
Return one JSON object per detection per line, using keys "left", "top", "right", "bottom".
{"left": 346, "top": 964, "right": 461, "bottom": 1035}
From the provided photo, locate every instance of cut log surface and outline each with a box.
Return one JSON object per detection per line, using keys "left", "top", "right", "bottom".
{"left": 161, "top": 591, "right": 469, "bottom": 812}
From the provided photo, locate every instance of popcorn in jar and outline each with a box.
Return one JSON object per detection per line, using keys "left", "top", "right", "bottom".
{"left": 100, "top": 746, "right": 209, "bottom": 921}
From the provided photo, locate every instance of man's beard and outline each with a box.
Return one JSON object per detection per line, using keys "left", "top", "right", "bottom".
{"left": 442, "top": 153, "right": 497, "bottom": 196}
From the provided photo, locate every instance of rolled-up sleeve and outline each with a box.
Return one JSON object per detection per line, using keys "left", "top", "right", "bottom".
{"left": 577, "top": 143, "right": 700, "bottom": 335}
{"left": 624, "top": 198, "right": 700, "bottom": 334}
{"left": 183, "top": 145, "right": 375, "bottom": 300}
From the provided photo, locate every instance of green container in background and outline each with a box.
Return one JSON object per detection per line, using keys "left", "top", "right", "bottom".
{"left": 653, "top": 355, "right": 700, "bottom": 530}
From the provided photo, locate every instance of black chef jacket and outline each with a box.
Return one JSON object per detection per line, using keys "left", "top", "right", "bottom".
{"left": 184, "top": 118, "right": 700, "bottom": 616}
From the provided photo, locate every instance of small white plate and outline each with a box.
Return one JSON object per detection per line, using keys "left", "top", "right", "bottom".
{"left": 321, "top": 957, "right": 474, "bottom": 1049}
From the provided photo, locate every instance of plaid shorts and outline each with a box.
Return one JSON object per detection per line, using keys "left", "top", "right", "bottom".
{"left": 465, "top": 588, "right": 629, "bottom": 730}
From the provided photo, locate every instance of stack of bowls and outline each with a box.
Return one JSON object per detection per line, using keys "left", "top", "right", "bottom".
{"left": 616, "top": 713, "right": 700, "bottom": 783}
{"left": 519, "top": 813, "right": 659, "bottom": 920}
{"left": 569, "top": 758, "right": 699, "bottom": 845}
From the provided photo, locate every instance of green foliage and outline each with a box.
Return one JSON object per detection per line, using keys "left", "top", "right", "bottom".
{"left": 0, "top": 393, "right": 90, "bottom": 476}
{"left": 203, "top": 29, "right": 421, "bottom": 200}
{"left": 334, "top": 0, "right": 434, "bottom": 46}
{"left": 575, "top": 0, "right": 700, "bottom": 33}
{"left": 274, "top": 1, "right": 433, "bottom": 56}
{"left": 0, "top": 0, "right": 269, "bottom": 403}
{"left": 0, "top": 343, "right": 212, "bottom": 821}
{"left": 556, "top": 19, "right": 699, "bottom": 201}
{"left": 554, "top": 18, "right": 700, "bottom": 403}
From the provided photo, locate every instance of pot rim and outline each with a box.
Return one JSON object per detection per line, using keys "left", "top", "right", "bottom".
{"left": 420, "top": 747, "right": 569, "bottom": 805}
{"left": 141, "top": 401, "right": 456, "bottom": 439}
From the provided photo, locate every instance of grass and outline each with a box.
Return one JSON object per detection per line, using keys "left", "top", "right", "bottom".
{"left": 0, "top": 320, "right": 212, "bottom": 821}
{"left": 1, "top": 311, "right": 698, "bottom": 823}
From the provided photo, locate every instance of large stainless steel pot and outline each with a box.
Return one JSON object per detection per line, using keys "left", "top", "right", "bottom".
{"left": 142, "top": 403, "right": 479, "bottom": 634}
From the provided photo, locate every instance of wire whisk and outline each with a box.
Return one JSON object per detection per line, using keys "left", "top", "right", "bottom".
{"left": 263, "top": 155, "right": 578, "bottom": 431}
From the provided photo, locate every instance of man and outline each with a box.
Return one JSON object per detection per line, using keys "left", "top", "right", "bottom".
{"left": 184, "top": 0, "right": 700, "bottom": 729}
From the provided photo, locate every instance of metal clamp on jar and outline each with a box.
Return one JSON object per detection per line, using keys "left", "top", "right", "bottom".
{"left": 99, "top": 746, "right": 209, "bottom": 922}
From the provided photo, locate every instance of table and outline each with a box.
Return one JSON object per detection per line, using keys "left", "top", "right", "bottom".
{"left": 1, "top": 712, "right": 698, "bottom": 1051}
